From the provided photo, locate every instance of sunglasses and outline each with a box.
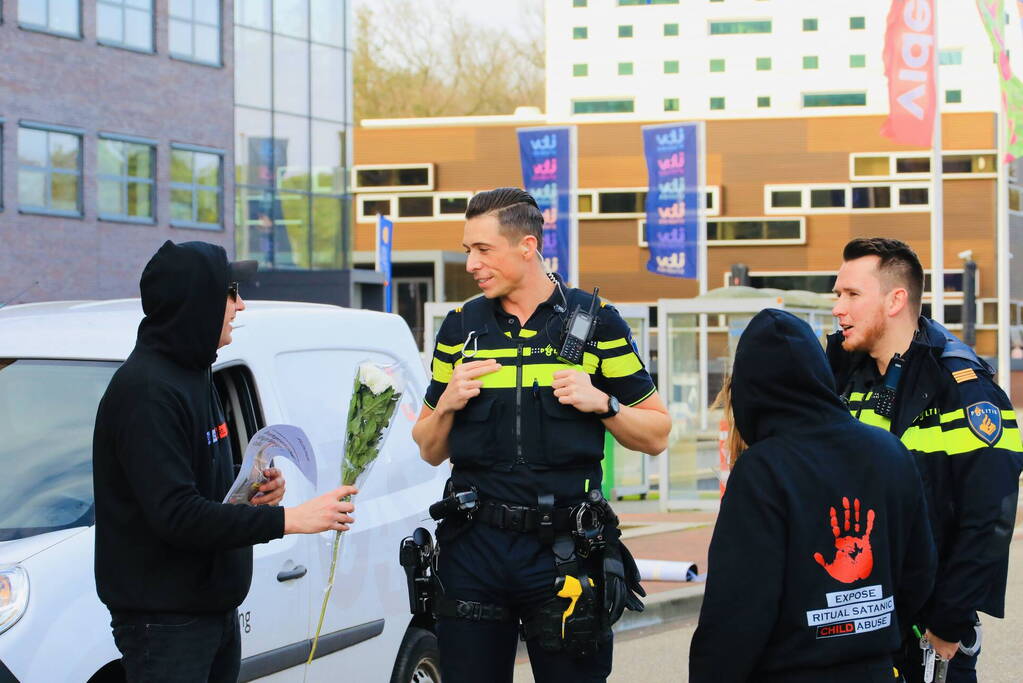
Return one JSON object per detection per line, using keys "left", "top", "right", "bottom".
{"left": 228, "top": 282, "right": 239, "bottom": 302}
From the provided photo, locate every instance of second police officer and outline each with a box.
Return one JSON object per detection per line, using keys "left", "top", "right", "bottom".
{"left": 412, "top": 188, "right": 671, "bottom": 682}
{"left": 830, "top": 238, "right": 1023, "bottom": 682}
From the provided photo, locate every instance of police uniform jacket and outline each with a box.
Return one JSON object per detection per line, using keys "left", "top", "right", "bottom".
{"left": 691, "top": 309, "right": 936, "bottom": 683}
{"left": 827, "top": 317, "right": 1023, "bottom": 644}
{"left": 424, "top": 278, "right": 656, "bottom": 506}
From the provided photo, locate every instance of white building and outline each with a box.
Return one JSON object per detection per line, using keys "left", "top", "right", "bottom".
{"left": 545, "top": 0, "right": 1011, "bottom": 121}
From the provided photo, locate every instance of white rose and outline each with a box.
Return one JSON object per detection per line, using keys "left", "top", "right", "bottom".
{"left": 359, "top": 362, "right": 395, "bottom": 395}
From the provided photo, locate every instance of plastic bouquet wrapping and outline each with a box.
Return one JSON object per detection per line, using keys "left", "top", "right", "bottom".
{"left": 308, "top": 361, "right": 405, "bottom": 663}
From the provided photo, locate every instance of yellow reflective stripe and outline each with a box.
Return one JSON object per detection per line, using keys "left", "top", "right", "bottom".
{"left": 596, "top": 338, "right": 628, "bottom": 350}
{"left": 522, "top": 363, "right": 586, "bottom": 387}
{"left": 848, "top": 391, "right": 869, "bottom": 402}
{"left": 902, "top": 425, "right": 1023, "bottom": 455}
{"left": 582, "top": 352, "right": 599, "bottom": 374}
{"left": 601, "top": 353, "right": 642, "bottom": 378}
{"left": 424, "top": 397, "right": 436, "bottom": 410}
{"left": 855, "top": 409, "right": 891, "bottom": 430}
{"left": 519, "top": 329, "right": 538, "bottom": 338}
{"left": 472, "top": 348, "right": 524, "bottom": 359}
{"left": 939, "top": 408, "right": 1017, "bottom": 424}
{"left": 436, "top": 341, "right": 463, "bottom": 354}
{"left": 432, "top": 358, "right": 454, "bottom": 383}
{"left": 478, "top": 366, "right": 519, "bottom": 389}
{"left": 627, "top": 386, "right": 657, "bottom": 407}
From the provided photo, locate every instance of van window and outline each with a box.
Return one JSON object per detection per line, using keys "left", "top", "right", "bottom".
{"left": 0, "top": 359, "right": 119, "bottom": 541}
{"left": 213, "top": 364, "right": 265, "bottom": 471}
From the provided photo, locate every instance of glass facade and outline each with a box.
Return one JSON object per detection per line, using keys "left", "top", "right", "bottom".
{"left": 234, "top": 0, "right": 352, "bottom": 270}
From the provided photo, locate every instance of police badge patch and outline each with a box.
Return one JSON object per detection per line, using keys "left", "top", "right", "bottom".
{"left": 965, "top": 401, "right": 1003, "bottom": 446}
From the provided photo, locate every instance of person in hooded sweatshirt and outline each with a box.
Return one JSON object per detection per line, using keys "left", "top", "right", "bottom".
{"left": 93, "top": 241, "right": 358, "bottom": 683}
{"left": 689, "top": 309, "right": 936, "bottom": 683}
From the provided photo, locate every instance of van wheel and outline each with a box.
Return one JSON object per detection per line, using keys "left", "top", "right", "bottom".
{"left": 390, "top": 626, "right": 441, "bottom": 683}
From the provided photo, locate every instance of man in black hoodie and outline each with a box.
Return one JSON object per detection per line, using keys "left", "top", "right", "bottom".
{"left": 93, "top": 241, "right": 357, "bottom": 683}
{"left": 691, "top": 309, "right": 936, "bottom": 682}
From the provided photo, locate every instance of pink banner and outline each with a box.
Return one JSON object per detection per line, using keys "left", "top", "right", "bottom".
{"left": 881, "top": 0, "right": 938, "bottom": 147}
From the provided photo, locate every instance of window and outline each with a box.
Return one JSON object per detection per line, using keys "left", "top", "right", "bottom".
{"left": 757, "top": 96, "right": 771, "bottom": 108}
{"left": 746, "top": 273, "right": 837, "bottom": 293}
{"left": 97, "top": 0, "right": 153, "bottom": 51}
{"left": 438, "top": 195, "right": 469, "bottom": 215}
{"left": 664, "top": 60, "right": 679, "bottom": 74}
{"left": 803, "top": 92, "right": 867, "bottom": 107}
{"left": 707, "top": 219, "right": 804, "bottom": 244}
{"left": 710, "top": 97, "right": 725, "bottom": 110}
{"left": 573, "top": 0, "right": 587, "bottom": 6}
{"left": 169, "top": 0, "right": 221, "bottom": 65}
{"left": 592, "top": 187, "right": 719, "bottom": 219}
{"left": 756, "top": 57, "right": 771, "bottom": 71}
{"left": 618, "top": 62, "right": 634, "bottom": 75}
{"left": 573, "top": 99, "right": 635, "bottom": 114}
{"left": 850, "top": 16, "right": 865, "bottom": 30}
{"left": 946, "top": 89, "right": 962, "bottom": 104}
{"left": 18, "top": 125, "right": 82, "bottom": 216}
{"left": 770, "top": 190, "right": 801, "bottom": 207}
{"left": 852, "top": 152, "right": 997, "bottom": 179}
{"left": 664, "top": 98, "right": 680, "bottom": 112}
{"left": 573, "top": 63, "right": 588, "bottom": 77}
{"left": 0, "top": 123, "right": 4, "bottom": 211}
{"left": 98, "top": 136, "right": 155, "bottom": 222}
{"left": 170, "top": 145, "right": 223, "bottom": 228}
{"left": 18, "top": 0, "right": 80, "bottom": 36}
{"left": 573, "top": 26, "right": 587, "bottom": 39}
{"left": 709, "top": 20, "right": 771, "bottom": 35}
{"left": 939, "top": 49, "right": 963, "bottom": 65}
{"left": 899, "top": 187, "right": 929, "bottom": 205}
{"left": 618, "top": 0, "right": 679, "bottom": 4}
{"left": 851, "top": 186, "right": 891, "bottom": 209}
{"left": 803, "top": 56, "right": 819, "bottom": 70}
{"left": 397, "top": 196, "right": 432, "bottom": 218}
{"left": 618, "top": 24, "right": 633, "bottom": 38}
{"left": 664, "top": 23, "right": 679, "bottom": 36}
{"left": 766, "top": 183, "right": 929, "bottom": 212}
{"left": 352, "top": 165, "right": 433, "bottom": 192}
{"left": 360, "top": 198, "right": 391, "bottom": 218}
{"left": 850, "top": 54, "right": 866, "bottom": 68}
{"left": 709, "top": 58, "right": 725, "bottom": 73}
{"left": 810, "top": 188, "right": 846, "bottom": 208}
{"left": 803, "top": 18, "right": 818, "bottom": 31}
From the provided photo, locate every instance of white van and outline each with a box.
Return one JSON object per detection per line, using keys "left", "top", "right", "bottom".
{"left": 0, "top": 299, "right": 447, "bottom": 683}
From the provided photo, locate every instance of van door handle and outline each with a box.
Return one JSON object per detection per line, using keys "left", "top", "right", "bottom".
{"left": 276, "top": 565, "right": 308, "bottom": 582}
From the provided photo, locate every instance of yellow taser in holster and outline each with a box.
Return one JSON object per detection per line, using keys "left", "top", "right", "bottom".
{"left": 557, "top": 575, "right": 595, "bottom": 638}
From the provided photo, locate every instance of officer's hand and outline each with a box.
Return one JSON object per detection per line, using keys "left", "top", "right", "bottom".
{"left": 552, "top": 369, "right": 608, "bottom": 414}
{"left": 437, "top": 359, "right": 502, "bottom": 413}
{"left": 925, "top": 629, "right": 959, "bottom": 661}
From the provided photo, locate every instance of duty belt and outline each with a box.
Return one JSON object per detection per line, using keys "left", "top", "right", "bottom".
{"left": 435, "top": 598, "right": 516, "bottom": 623}
{"left": 475, "top": 498, "right": 577, "bottom": 534}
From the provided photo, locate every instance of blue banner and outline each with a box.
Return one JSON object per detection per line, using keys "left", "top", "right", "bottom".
{"left": 377, "top": 214, "right": 393, "bottom": 313}
{"left": 517, "top": 127, "right": 573, "bottom": 283}
{"left": 642, "top": 123, "right": 700, "bottom": 279}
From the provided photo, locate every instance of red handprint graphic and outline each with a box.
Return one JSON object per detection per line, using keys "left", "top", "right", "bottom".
{"left": 812, "top": 497, "right": 875, "bottom": 583}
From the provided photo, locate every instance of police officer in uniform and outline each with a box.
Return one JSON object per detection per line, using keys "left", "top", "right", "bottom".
{"left": 412, "top": 188, "right": 670, "bottom": 682}
{"left": 829, "top": 238, "right": 1023, "bottom": 682}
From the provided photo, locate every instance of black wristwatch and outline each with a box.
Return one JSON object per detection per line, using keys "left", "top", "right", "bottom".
{"left": 596, "top": 395, "right": 620, "bottom": 420}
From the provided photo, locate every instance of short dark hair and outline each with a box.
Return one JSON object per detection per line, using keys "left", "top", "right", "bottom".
{"left": 843, "top": 237, "right": 924, "bottom": 313}
{"left": 465, "top": 188, "right": 545, "bottom": 252}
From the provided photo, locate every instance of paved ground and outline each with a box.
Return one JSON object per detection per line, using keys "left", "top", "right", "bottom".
{"left": 511, "top": 503, "right": 1023, "bottom": 682}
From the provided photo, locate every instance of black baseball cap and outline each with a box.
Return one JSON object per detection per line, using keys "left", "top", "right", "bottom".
{"left": 230, "top": 259, "right": 258, "bottom": 283}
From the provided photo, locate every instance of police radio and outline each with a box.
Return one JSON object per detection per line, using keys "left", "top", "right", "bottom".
{"left": 557, "top": 287, "right": 600, "bottom": 365}
{"left": 874, "top": 353, "right": 904, "bottom": 419}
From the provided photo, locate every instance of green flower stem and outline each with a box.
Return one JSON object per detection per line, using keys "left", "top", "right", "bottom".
{"left": 307, "top": 495, "right": 350, "bottom": 665}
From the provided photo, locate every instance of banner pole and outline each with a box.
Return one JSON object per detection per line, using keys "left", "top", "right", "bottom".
{"left": 997, "top": 110, "right": 1012, "bottom": 396}
{"left": 930, "top": 4, "right": 944, "bottom": 324}
{"left": 570, "top": 126, "right": 580, "bottom": 288}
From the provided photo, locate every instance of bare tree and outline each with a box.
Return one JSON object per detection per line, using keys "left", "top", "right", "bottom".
{"left": 354, "top": 0, "right": 545, "bottom": 121}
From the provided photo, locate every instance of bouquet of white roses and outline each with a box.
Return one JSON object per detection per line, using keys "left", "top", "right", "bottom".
{"left": 308, "top": 361, "right": 405, "bottom": 663}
